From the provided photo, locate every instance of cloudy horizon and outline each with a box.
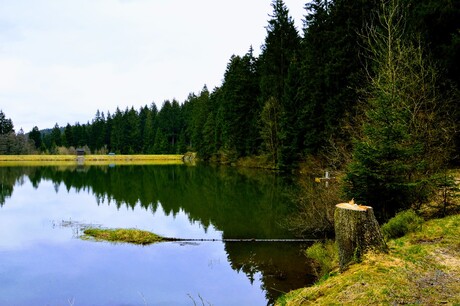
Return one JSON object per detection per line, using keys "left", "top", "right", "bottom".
{"left": 0, "top": 0, "right": 305, "bottom": 132}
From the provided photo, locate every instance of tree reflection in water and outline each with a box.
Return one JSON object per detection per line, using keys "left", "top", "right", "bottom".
{"left": 0, "top": 164, "right": 316, "bottom": 303}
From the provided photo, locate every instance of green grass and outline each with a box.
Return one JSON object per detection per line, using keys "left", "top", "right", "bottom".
{"left": 0, "top": 154, "right": 185, "bottom": 166}
{"left": 381, "top": 209, "right": 424, "bottom": 239}
{"left": 277, "top": 214, "right": 460, "bottom": 305}
{"left": 305, "top": 240, "right": 338, "bottom": 280}
{"left": 82, "top": 228, "right": 167, "bottom": 245}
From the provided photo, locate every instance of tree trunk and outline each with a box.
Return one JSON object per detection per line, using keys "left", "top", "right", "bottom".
{"left": 335, "top": 202, "right": 387, "bottom": 271}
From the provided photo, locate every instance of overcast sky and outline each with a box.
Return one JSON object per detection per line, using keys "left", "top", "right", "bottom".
{"left": 0, "top": 0, "right": 306, "bottom": 132}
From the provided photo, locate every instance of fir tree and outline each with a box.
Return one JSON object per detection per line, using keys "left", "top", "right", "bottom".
{"left": 259, "top": 0, "right": 301, "bottom": 166}
{"left": 0, "top": 111, "right": 14, "bottom": 135}
{"left": 29, "top": 126, "right": 42, "bottom": 150}
{"left": 344, "top": 0, "right": 455, "bottom": 212}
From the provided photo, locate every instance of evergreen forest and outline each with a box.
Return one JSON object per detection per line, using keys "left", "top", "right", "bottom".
{"left": 1, "top": 0, "right": 459, "bottom": 212}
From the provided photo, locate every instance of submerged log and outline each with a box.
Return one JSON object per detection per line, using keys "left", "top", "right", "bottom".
{"left": 335, "top": 201, "right": 387, "bottom": 270}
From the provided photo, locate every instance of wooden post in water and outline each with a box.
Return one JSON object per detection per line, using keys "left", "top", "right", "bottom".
{"left": 334, "top": 200, "right": 387, "bottom": 271}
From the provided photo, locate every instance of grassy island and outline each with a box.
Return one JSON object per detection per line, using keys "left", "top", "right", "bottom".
{"left": 82, "top": 228, "right": 167, "bottom": 245}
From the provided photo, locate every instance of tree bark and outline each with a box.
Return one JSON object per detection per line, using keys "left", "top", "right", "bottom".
{"left": 335, "top": 202, "right": 387, "bottom": 271}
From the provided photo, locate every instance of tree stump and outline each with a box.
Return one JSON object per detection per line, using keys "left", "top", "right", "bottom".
{"left": 335, "top": 202, "right": 387, "bottom": 271}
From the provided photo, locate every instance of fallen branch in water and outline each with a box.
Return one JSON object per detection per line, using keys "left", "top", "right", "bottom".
{"left": 81, "top": 228, "right": 318, "bottom": 245}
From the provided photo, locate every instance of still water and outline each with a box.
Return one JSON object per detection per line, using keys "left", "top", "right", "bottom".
{"left": 0, "top": 165, "right": 315, "bottom": 305}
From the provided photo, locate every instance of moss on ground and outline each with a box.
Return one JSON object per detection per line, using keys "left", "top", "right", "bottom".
{"left": 277, "top": 214, "right": 460, "bottom": 305}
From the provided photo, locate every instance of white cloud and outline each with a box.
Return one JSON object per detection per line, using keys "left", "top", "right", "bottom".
{"left": 0, "top": 0, "right": 306, "bottom": 131}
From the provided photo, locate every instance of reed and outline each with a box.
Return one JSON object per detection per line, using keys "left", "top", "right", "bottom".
{"left": 0, "top": 154, "right": 184, "bottom": 166}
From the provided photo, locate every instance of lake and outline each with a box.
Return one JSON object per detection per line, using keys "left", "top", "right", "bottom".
{"left": 0, "top": 164, "right": 316, "bottom": 305}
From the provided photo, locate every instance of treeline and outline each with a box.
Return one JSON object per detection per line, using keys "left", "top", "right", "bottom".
{"left": 0, "top": 111, "right": 36, "bottom": 155}
{"left": 29, "top": 103, "right": 187, "bottom": 155}
{"left": 2, "top": 0, "right": 459, "bottom": 172}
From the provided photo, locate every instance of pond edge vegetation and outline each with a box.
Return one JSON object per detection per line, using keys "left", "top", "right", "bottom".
{"left": 0, "top": 154, "right": 186, "bottom": 166}
{"left": 277, "top": 212, "right": 460, "bottom": 305}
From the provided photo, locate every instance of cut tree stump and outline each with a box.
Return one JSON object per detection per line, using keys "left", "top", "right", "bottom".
{"left": 335, "top": 201, "right": 388, "bottom": 271}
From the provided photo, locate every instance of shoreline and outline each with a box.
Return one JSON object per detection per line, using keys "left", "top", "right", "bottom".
{"left": 277, "top": 213, "right": 460, "bottom": 305}
{"left": 0, "top": 154, "right": 185, "bottom": 166}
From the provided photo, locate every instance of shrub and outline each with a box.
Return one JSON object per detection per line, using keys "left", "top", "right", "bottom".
{"left": 381, "top": 209, "right": 424, "bottom": 239}
{"left": 305, "top": 240, "right": 338, "bottom": 280}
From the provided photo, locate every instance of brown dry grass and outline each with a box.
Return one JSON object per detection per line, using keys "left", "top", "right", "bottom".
{"left": 0, "top": 154, "right": 184, "bottom": 166}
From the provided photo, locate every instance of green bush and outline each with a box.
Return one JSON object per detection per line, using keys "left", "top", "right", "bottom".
{"left": 381, "top": 209, "right": 424, "bottom": 239}
{"left": 305, "top": 240, "right": 338, "bottom": 279}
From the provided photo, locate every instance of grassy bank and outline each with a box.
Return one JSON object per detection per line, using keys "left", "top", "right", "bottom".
{"left": 277, "top": 214, "right": 460, "bottom": 305}
{"left": 0, "top": 154, "right": 184, "bottom": 166}
{"left": 82, "top": 228, "right": 167, "bottom": 245}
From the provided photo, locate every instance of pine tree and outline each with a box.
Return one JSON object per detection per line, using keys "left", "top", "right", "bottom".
{"left": 344, "top": 0, "right": 455, "bottom": 212}
{"left": 279, "top": 55, "right": 303, "bottom": 168}
{"left": 157, "top": 100, "right": 180, "bottom": 153}
{"left": 124, "top": 107, "right": 141, "bottom": 154}
{"left": 143, "top": 104, "right": 158, "bottom": 153}
{"left": 152, "top": 128, "right": 168, "bottom": 154}
{"left": 220, "top": 47, "right": 260, "bottom": 157}
{"left": 65, "top": 124, "right": 74, "bottom": 148}
{"left": 188, "top": 86, "right": 212, "bottom": 157}
{"left": 51, "top": 123, "right": 62, "bottom": 147}
{"left": 110, "top": 108, "right": 124, "bottom": 153}
{"left": 300, "top": 0, "right": 379, "bottom": 156}
{"left": 0, "top": 111, "right": 14, "bottom": 135}
{"left": 138, "top": 105, "right": 149, "bottom": 153}
{"left": 260, "top": 97, "right": 281, "bottom": 167}
{"left": 105, "top": 112, "right": 113, "bottom": 151}
{"left": 202, "top": 112, "right": 217, "bottom": 158}
{"left": 259, "top": 0, "right": 300, "bottom": 104}
{"left": 29, "top": 126, "right": 42, "bottom": 150}
{"left": 89, "top": 110, "right": 106, "bottom": 152}
{"left": 258, "top": 0, "right": 301, "bottom": 166}
{"left": 404, "top": 0, "right": 460, "bottom": 163}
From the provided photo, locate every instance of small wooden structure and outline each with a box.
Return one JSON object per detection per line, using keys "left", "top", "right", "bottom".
{"left": 76, "top": 149, "right": 85, "bottom": 156}
{"left": 334, "top": 200, "right": 387, "bottom": 270}
{"left": 76, "top": 148, "right": 85, "bottom": 165}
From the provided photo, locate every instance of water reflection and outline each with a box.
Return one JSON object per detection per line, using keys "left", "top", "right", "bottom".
{"left": 4, "top": 165, "right": 298, "bottom": 239}
{"left": 0, "top": 167, "right": 27, "bottom": 206}
{"left": 0, "top": 165, "right": 314, "bottom": 305}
